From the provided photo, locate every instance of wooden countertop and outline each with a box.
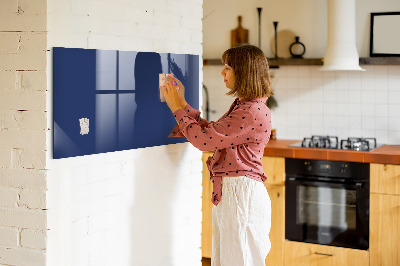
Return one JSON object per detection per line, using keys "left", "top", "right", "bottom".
{"left": 263, "top": 139, "right": 400, "bottom": 165}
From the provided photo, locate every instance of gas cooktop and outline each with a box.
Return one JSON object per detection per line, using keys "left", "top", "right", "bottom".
{"left": 289, "top": 135, "right": 383, "bottom": 151}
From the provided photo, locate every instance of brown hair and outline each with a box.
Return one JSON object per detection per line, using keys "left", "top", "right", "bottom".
{"left": 221, "top": 44, "right": 273, "bottom": 99}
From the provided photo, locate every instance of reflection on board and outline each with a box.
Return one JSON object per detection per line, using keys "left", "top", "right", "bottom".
{"left": 53, "top": 47, "right": 199, "bottom": 159}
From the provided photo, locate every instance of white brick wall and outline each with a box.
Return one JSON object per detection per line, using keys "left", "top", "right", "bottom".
{"left": 0, "top": 0, "right": 48, "bottom": 265}
{"left": 46, "top": 1, "right": 203, "bottom": 266}
{"left": 21, "top": 229, "right": 47, "bottom": 250}
{"left": 2, "top": 0, "right": 203, "bottom": 265}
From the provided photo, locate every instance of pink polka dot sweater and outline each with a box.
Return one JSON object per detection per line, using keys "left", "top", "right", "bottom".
{"left": 168, "top": 97, "right": 272, "bottom": 206}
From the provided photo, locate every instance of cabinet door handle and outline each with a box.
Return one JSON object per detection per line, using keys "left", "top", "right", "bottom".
{"left": 314, "top": 252, "right": 335, "bottom": 257}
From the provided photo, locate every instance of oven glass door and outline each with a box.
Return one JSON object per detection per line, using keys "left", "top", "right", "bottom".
{"left": 298, "top": 185, "right": 356, "bottom": 231}
{"left": 286, "top": 179, "right": 369, "bottom": 250}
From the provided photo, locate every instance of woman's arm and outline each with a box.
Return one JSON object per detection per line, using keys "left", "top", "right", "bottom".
{"left": 162, "top": 76, "right": 211, "bottom": 137}
{"left": 172, "top": 106, "right": 257, "bottom": 152}
{"left": 168, "top": 103, "right": 212, "bottom": 138}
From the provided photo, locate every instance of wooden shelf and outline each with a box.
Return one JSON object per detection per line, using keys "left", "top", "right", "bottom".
{"left": 203, "top": 57, "right": 400, "bottom": 67}
{"left": 268, "top": 58, "right": 322, "bottom": 67}
{"left": 203, "top": 58, "right": 322, "bottom": 67}
{"left": 359, "top": 57, "right": 400, "bottom": 65}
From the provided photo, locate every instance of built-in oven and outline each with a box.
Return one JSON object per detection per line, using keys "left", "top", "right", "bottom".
{"left": 285, "top": 158, "right": 369, "bottom": 250}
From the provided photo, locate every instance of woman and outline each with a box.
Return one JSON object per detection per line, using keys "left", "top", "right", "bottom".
{"left": 161, "top": 44, "right": 273, "bottom": 266}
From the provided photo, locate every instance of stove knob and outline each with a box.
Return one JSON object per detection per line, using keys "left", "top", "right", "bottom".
{"left": 340, "top": 164, "right": 347, "bottom": 174}
{"left": 305, "top": 162, "right": 312, "bottom": 171}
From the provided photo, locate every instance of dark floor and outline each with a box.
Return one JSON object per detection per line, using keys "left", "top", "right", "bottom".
{"left": 202, "top": 257, "right": 211, "bottom": 266}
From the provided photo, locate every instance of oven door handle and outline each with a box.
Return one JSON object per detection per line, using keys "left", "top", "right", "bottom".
{"left": 287, "top": 177, "right": 364, "bottom": 189}
{"left": 314, "top": 252, "right": 335, "bottom": 257}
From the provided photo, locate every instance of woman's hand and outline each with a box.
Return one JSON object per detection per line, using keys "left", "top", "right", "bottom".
{"left": 168, "top": 75, "right": 187, "bottom": 108}
{"left": 161, "top": 76, "right": 185, "bottom": 113}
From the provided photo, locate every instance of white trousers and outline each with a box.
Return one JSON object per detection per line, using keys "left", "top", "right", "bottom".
{"left": 212, "top": 176, "right": 272, "bottom": 266}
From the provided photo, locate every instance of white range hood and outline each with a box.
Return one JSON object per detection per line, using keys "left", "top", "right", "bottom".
{"left": 320, "top": 0, "right": 365, "bottom": 71}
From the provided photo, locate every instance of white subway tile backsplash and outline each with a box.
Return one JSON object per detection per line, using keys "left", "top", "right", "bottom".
{"left": 323, "top": 88, "right": 336, "bottom": 103}
{"left": 388, "top": 76, "right": 400, "bottom": 91}
{"left": 375, "top": 117, "right": 389, "bottom": 130}
{"left": 298, "top": 77, "right": 311, "bottom": 89}
{"left": 272, "top": 67, "right": 286, "bottom": 78}
{"left": 388, "top": 117, "right": 400, "bottom": 131}
{"left": 374, "top": 90, "right": 388, "bottom": 104}
{"left": 286, "top": 97, "right": 300, "bottom": 112}
{"left": 272, "top": 77, "right": 286, "bottom": 91}
{"left": 310, "top": 66, "right": 323, "bottom": 77}
{"left": 389, "top": 104, "right": 400, "bottom": 117}
{"left": 336, "top": 128, "right": 349, "bottom": 140}
{"left": 336, "top": 90, "right": 349, "bottom": 103}
{"left": 311, "top": 87, "right": 323, "bottom": 102}
{"left": 298, "top": 67, "right": 311, "bottom": 78}
{"left": 336, "top": 116, "right": 348, "bottom": 129}
{"left": 362, "top": 65, "right": 375, "bottom": 74}
{"left": 298, "top": 102, "right": 311, "bottom": 116}
{"left": 388, "top": 131, "right": 400, "bottom": 143}
{"left": 286, "top": 126, "right": 301, "bottom": 139}
{"left": 374, "top": 130, "right": 389, "bottom": 144}
{"left": 361, "top": 90, "right": 375, "bottom": 104}
{"left": 388, "top": 91, "right": 400, "bottom": 104}
{"left": 286, "top": 77, "right": 299, "bottom": 89}
{"left": 374, "top": 65, "right": 388, "bottom": 77}
{"left": 310, "top": 77, "right": 324, "bottom": 90}
{"left": 348, "top": 90, "right": 362, "bottom": 104}
{"left": 322, "top": 70, "right": 335, "bottom": 78}
{"left": 336, "top": 103, "right": 349, "bottom": 116}
{"left": 287, "top": 113, "right": 300, "bottom": 127}
{"left": 348, "top": 116, "right": 362, "bottom": 129}
{"left": 274, "top": 126, "right": 286, "bottom": 138}
{"left": 348, "top": 72, "right": 362, "bottom": 91}
{"left": 323, "top": 103, "right": 336, "bottom": 116}
{"left": 349, "top": 128, "right": 362, "bottom": 137}
{"left": 311, "top": 127, "right": 324, "bottom": 136}
{"left": 324, "top": 127, "right": 337, "bottom": 136}
{"left": 204, "top": 65, "right": 400, "bottom": 144}
{"left": 296, "top": 127, "right": 312, "bottom": 138}
{"left": 374, "top": 78, "right": 388, "bottom": 91}
{"left": 388, "top": 65, "right": 400, "bottom": 76}
{"left": 335, "top": 73, "right": 349, "bottom": 90}
{"left": 311, "top": 114, "right": 324, "bottom": 127}
{"left": 298, "top": 89, "right": 313, "bottom": 103}
{"left": 362, "top": 116, "right": 375, "bottom": 130}
{"left": 362, "top": 129, "right": 375, "bottom": 138}
{"left": 361, "top": 105, "right": 375, "bottom": 120}
{"left": 285, "top": 66, "right": 298, "bottom": 77}
{"left": 375, "top": 104, "right": 389, "bottom": 117}
{"left": 323, "top": 115, "right": 336, "bottom": 129}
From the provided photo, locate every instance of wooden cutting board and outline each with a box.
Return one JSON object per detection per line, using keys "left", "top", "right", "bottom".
{"left": 231, "top": 16, "right": 249, "bottom": 48}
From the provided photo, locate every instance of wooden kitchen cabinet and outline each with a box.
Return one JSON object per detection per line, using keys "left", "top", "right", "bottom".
{"left": 284, "top": 241, "right": 369, "bottom": 266}
{"left": 201, "top": 154, "right": 286, "bottom": 266}
{"left": 370, "top": 163, "right": 400, "bottom": 195}
{"left": 370, "top": 193, "right": 400, "bottom": 266}
{"left": 202, "top": 152, "right": 213, "bottom": 258}
{"left": 261, "top": 156, "right": 285, "bottom": 186}
{"left": 264, "top": 184, "right": 285, "bottom": 266}
{"left": 370, "top": 163, "right": 400, "bottom": 266}
{"left": 262, "top": 156, "right": 285, "bottom": 266}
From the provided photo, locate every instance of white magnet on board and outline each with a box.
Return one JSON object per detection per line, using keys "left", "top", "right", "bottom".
{"left": 79, "top": 118, "right": 89, "bottom": 135}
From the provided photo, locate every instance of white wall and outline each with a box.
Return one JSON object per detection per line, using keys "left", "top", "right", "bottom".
{"left": 203, "top": 0, "right": 400, "bottom": 145}
{"left": 0, "top": 0, "right": 48, "bottom": 265}
{"left": 46, "top": 1, "right": 203, "bottom": 266}
{"left": 203, "top": 0, "right": 400, "bottom": 58}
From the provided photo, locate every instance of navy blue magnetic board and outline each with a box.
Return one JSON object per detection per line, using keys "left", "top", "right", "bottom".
{"left": 53, "top": 47, "right": 199, "bottom": 159}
